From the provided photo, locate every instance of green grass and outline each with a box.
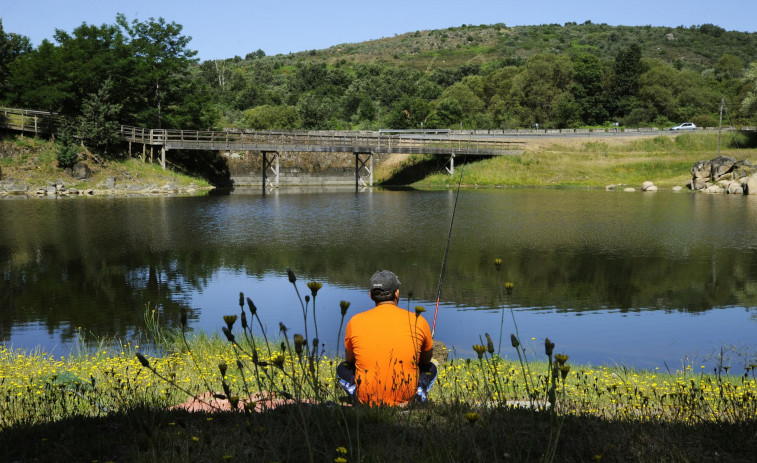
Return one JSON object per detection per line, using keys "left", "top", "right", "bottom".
{"left": 0, "top": 135, "right": 212, "bottom": 192}
{"left": 409, "top": 133, "right": 757, "bottom": 189}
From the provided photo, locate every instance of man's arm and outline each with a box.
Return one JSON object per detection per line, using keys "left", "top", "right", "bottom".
{"left": 419, "top": 346, "right": 434, "bottom": 365}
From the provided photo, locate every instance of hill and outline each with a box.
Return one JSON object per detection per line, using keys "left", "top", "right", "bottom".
{"left": 256, "top": 22, "right": 757, "bottom": 73}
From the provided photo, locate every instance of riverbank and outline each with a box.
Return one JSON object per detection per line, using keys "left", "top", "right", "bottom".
{"left": 1, "top": 336, "right": 755, "bottom": 462}
{"left": 4, "top": 132, "right": 757, "bottom": 195}
{"left": 0, "top": 136, "right": 213, "bottom": 197}
{"left": 394, "top": 132, "right": 757, "bottom": 189}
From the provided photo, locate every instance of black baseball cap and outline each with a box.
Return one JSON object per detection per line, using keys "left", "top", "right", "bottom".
{"left": 370, "top": 270, "right": 401, "bottom": 294}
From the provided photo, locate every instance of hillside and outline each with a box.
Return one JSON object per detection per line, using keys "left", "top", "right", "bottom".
{"left": 257, "top": 22, "right": 757, "bottom": 73}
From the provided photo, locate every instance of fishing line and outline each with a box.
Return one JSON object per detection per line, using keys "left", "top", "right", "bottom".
{"left": 432, "top": 151, "right": 467, "bottom": 337}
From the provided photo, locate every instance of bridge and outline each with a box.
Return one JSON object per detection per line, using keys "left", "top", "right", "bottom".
{"left": 1, "top": 106, "right": 524, "bottom": 188}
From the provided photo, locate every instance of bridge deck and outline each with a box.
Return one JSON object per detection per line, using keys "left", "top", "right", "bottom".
{"left": 119, "top": 126, "right": 524, "bottom": 156}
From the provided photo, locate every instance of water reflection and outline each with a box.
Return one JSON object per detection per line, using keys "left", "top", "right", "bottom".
{"left": 1, "top": 189, "right": 756, "bottom": 369}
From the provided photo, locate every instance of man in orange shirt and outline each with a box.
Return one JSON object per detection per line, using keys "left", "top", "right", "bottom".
{"left": 337, "top": 270, "right": 436, "bottom": 406}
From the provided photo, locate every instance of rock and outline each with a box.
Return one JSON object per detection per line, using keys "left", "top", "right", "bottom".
{"left": 704, "top": 184, "right": 725, "bottom": 194}
{"left": 126, "top": 184, "right": 144, "bottom": 191}
{"left": 433, "top": 340, "right": 449, "bottom": 363}
{"left": 744, "top": 175, "right": 757, "bottom": 195}
{"left": 641, "top": 181, "right": 656, "bottom": 191}
{"left": 672, "top": 186, "right": 684, "bottom": 192}
{"left": 105, "top": 177, "right": 116, "bottom": 189}
{"left": 72, "top": 162, "right": 91, "bottom": 180}
{"left": 4, "top": 182, "right": 28, "bottom": 193}
{"left": 644, "top": 185, "right": 658, "bottom": 192}
{"left": 162, "top": 182, "right": 178, "bottom": 191}
{"left": 46, "top": 186, "right": 57, "bottom": 195}
{"left": 710, "top": 155, "right": 738, "bottom": 179}
{"left": 67, "top": 188, "right": 79, "bottom": 195}
{"left": 727, "top": 183, "right": 743, "bottom": 194}
{"left": 623, "top": 187, "right": 635, "bottom": 192}
{"left": 691, "top": 160, "right": 712, "bottom": 179}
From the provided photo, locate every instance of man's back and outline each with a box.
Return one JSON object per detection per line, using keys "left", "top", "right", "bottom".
{"left": 345, "top": 304, "right": 433, "bottom": 406}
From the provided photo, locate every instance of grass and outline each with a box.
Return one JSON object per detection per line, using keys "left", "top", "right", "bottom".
{"left": 0, "top": 135, "right": 213, "bottom": 192}
{"left": 411, "top": 132, "right": 757, "bottom": 189}
{"left": 2, "top": 266, "right": 757, "bottom": 462}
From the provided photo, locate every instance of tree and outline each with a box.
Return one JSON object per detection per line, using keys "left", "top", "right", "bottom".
{"left": 509, "top": 54, "right": 574, "bottom": 126}
{"left": 0, "top": 19, "right": 31, "bottom": 102}
{"left": 715, "top": 54, "right": 743, "bottom": 82}
{"left": 116, "top": 14, "right": 208, "bottom": 128}
{"left": 571, "top": 52, "right": 609, "bottom": 125}
{"left": 243, "top": 104, "right": 298, "bottom": 129}
{"left": 742, "top": 62, "right": 757, "bottom": 118}
{"left": 384, "top": 97, "right": 430, "bottom": 129}
{"left": 608, "top": 43, "right": 643, "bottom": 119}
{"left": 76, "top": 78, "right": 123, "bottom": 154}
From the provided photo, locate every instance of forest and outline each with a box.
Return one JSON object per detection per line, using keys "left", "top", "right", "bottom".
{"left": 2, "top": 16, "right": 757, "bottom": 144}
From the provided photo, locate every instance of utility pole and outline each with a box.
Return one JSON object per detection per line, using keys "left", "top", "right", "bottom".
{"left": 717, "top": 96, "right": 724, "bottom": 156}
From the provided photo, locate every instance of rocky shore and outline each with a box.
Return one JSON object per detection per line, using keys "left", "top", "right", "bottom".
{"left": 688, "top": 155, "right": 757, "bottom": 194}
{"left": 0, "top": 177, "right": 210, "bottom": 198}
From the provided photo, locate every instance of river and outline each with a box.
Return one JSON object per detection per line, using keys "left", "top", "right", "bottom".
{"left": 1, "top": 188, "right": 756, "bottom": 371}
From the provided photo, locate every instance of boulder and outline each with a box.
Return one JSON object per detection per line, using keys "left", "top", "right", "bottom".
{"left": 644, "top": 185, "right": 658, "bottom": 192}
{"left": 710, "top": 155, "right": 738, "bottom": 179}
{"left": 72, "top": 162, "right": 91, "bottom": 180}
{"left": 691, "top": 160, "right": 711, "bottom": 179}
{"left": 105, "top": 177, "right": 116, "bottom": 189}
{"left": 744, "top": 175, "right": 757, "bottom": 195}
{"left": 672, "top": 186, "right": 684, "bottom": 192}
{"left": 704, "top": 184, "right": 725, "bottom": 194}
{"left": 641, "top": 181, "right": 656, "bottom": 191}
{"left": 688, "top": 178, "right": 707, "bottom": 190}
{"left": 727, "top": 183, "right": 744, "bottom": 194}
{"left": 623, "top": 187, "right": 635, "bottom": 192}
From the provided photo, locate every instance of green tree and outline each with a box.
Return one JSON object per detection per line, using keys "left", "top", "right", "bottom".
{"left": 243, "top": 104, "right": 299, "bottom": 129}
{"left": 571, "top": 52, "right": 609, "bottom": 125}
{"left": 384, "top": 97, "right": 430, "bottom": 129}
{"left": 509, "top": 54, "right": 573, "bottom": 126}
{"left": 608, "top": 43, "right": 643, "bottom": 119}
{"left": 116, "top": 14, "right": 211, "bottom": 128}
{"left": 715, "top": 54, "right": 743, "bottom": 81}
{"left": 0, "top": 19, "right": 31, "bottom": 102}
{"left": 742, "top": 62, "right": 757, "bottom": 118}
{"left": 76, "top": 78, "right": 123, "bottom": 154}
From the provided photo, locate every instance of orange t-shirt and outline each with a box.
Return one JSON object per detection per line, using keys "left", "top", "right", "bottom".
{"left": 344, "top": 304, "right": 433, "bottom": 406}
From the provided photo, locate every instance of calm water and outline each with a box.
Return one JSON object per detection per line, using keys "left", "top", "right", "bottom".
{"left": 2, "top": 188, "right": 756, "bottom": 370}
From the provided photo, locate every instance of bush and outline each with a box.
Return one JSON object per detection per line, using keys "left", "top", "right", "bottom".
{"left": 56, "top": 129, "right": 80, "bottom": 169}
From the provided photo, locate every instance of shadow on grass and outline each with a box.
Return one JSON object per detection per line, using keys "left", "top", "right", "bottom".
{"left": 378, "top": 154, "right": 491, "bottom": 186}
{"left": 2, "top": 403, "right": 755, "bottom": 462}
{"left": 731, "top": 130, "right": 757, "bottom": 149}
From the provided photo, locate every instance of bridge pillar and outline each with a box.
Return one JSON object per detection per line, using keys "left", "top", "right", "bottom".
{"left": 446, "top": 152, "right": 455, "bottom": 176}
{"left": 262, "top": 151, "right": 280, "bottom": 189}
{"left": 161, "top": 147, "right": 167, "bottom": 170}
{"left": 355, "top": 152, "right": 373, "bottom": 189}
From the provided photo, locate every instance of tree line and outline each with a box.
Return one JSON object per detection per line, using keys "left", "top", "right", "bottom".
{"left": 1, "top": 16, "right": 757, "bottom": 151}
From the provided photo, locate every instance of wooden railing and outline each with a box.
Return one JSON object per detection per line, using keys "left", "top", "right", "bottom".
{"left": 0, "top": 107, "right": 61, "bottom": 135}
{"left": 119, "top": 126, "right": 525, "bottom": 155}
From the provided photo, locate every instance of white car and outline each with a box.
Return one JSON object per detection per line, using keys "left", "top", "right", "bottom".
{"left": 669, "top": 122, "right": 697, "bottom": 131}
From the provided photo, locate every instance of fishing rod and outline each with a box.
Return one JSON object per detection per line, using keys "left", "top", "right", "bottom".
{"left": 431, "top": 152, "right": 467, "bottom": 338}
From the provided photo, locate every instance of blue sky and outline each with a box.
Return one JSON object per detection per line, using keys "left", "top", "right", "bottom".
{"left": 3, "top": 0, "right": 755, "bottom": 61}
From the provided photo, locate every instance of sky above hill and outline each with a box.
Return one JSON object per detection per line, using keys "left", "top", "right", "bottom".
{"left": 3, "top": 0, "right": 756, "bottom": 62}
